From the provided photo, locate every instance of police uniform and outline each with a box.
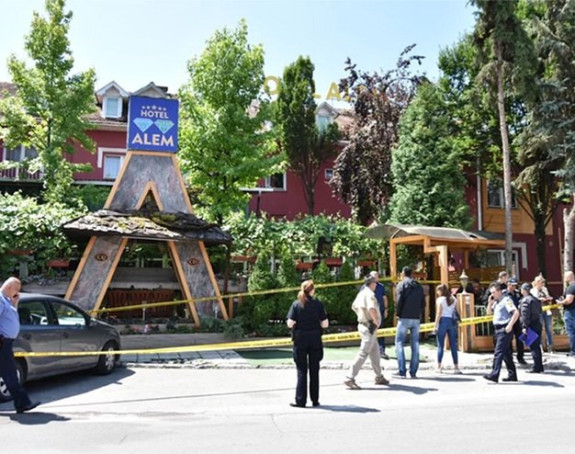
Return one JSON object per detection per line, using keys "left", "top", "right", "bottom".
{"left": 484, "top": 294, "right": 518, "bottom": 382}
{"left": 504, "top": 283, "right": 526, "bottom": 364}
{"left": 286, "top": 296, "right": 327, "bottom": 407}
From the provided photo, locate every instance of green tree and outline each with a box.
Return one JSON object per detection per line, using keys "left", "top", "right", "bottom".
{"left": 389, "top": 82, "right": 471, "bottom": 228}
{"left": 0, "top": 0, "right": 96, "bottom": 204}
{"left": 471, "top": 0, "right": 537, "bottom": 272}
{"left": 178, "top": 20, "right": 282, "bottom": 223}
{"left": 330, "top": 46, "right": 425, "bottom": 225}
{"left": 521, "top": 0, "right": 575, "bottom": 272}
{"left": 276, "top": 56, "right": 340, "bottom": 215}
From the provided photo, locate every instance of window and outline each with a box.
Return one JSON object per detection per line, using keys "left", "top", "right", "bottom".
{"left": 487, "top": 181, "right": 517, "bottom": 208}
{"left": 486, "top": 250, "right": 520, "bottom": 279}
{"left": 316, "top": 114, "right": 331, "bottom": 132}
{"left": 264, "top": 173, "right": 286, "bottom": 190}
{"left": 53, "top": 302, "right": 86, "bottom": 327}
{"left": 103, "top": 155, "right": 124, "bottom": 179}
{"left": 103, "top": 96, "right": 122, "bottom": 118}
{"left": 3, "top": 145, "right": 37, "bottom": 162}
{"left": 325, "top": 168, "right": 334, "bottom": 181}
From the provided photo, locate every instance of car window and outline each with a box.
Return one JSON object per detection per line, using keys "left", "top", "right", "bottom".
{"left": 19, "top": 301, "right": 51, "bottom": 326}
{"left": 52, "top": 302, "right": 86, "bottom": 327}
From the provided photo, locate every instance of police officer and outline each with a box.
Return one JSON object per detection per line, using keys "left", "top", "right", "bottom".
{"left": 484, "top": 281, "right": 519, "bottom": 383}
{"left": 505, "top": 277, "right": 527, "bottom": 365}
{"left": 286, "top": 280, "right": 329, "bottom": 408}
{"left": 519, "top": 282, "right": 544, "bottom": 373}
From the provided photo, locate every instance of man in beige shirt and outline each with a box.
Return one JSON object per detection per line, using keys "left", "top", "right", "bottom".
{"left": 344, "top": 275, "right": 390, "bottom": 389}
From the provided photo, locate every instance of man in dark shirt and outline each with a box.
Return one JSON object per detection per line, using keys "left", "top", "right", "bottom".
{"left": 559, "top": 271, "right": 575, "bottom": 357}
{"left": 519, "top": 282, "right": 543, "bottom": 373}
{"left": 394, "top": 266, "right": 425, "bottom": 379}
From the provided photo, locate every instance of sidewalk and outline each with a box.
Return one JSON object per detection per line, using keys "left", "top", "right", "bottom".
{"left": 120, "top": 333, "right": 575, "bottom": 372}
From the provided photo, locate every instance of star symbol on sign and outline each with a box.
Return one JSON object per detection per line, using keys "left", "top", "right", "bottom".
{"left": 152, "top": 105, "right": 157, "bottom": 110}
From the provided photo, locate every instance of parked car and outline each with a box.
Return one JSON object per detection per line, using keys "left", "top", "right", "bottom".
{"left": 0, "top": 293, "right": 121, "bottom": 401}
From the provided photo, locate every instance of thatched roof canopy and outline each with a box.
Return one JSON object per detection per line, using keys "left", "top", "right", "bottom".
{"left": 63, "top": 210, "right": 232, "bottom": 245}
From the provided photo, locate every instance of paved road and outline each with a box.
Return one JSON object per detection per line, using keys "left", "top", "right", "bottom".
{"left": 1, "top": 366, "right": 574, "bottom": 454}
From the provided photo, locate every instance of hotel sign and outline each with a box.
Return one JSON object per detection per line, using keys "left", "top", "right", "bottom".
{"left": 127, "top": 96, "right": 179, "bottom": 152}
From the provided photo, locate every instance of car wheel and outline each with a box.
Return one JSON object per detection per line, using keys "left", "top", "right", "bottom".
{"left": 0, "top": 360, "right": 26, "bottom": 402}
{"left": 94, "top": 341, "right": 119, "bottom": 375}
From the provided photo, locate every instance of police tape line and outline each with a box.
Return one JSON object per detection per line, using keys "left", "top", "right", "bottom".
{"left": 94, "top": 278, "right": 463, "bottom": 315}
{"left": 16, "top": 304, "right": 560, "bottom": 358}
{"left": 95, "top": 279, "right": 365, "bottom": 315}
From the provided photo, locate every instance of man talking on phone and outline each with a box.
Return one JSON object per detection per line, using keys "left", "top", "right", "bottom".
{"left": 0, "top": 277, "right": 41, "bottom": 413}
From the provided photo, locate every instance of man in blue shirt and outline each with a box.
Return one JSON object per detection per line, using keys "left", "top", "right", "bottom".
{"left": 483, "top": 281, "right": 519, "bottom": 383}
{"left": 0, "top": 277, "right": 40, "bottom": 413}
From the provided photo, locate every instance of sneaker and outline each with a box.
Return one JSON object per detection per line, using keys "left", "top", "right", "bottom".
{"left": 381, "top": 353, "right": 390, "bottom": 360}
{"left": 344, "top": 378, "right": 361, "bottom": 389}
{"left": 453, "top": 368, "right": 463, "bottom": 375}
{"left": 392, "top": 373, "right": 406, "bottom": 379}
{"left": 375, "top": 375, "right": 390, "bottom": 385}
{"left": 435, "top": 367, "right": 443, "bottom": 374}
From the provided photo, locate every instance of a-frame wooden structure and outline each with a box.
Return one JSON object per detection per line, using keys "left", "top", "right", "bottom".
{"left": 65, "top": 151, "right": 229, "bottom": 327}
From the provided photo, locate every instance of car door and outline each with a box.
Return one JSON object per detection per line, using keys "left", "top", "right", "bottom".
{"left": 50, "top": 300, "right": 99, "bottom": 370}
{"left": 17, "top": 299, "right": 65, "bottom": 379}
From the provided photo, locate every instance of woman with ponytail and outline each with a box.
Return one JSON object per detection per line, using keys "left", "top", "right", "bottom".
{"left": 286, "top": 279, "right": 329, "bottom": 408}
{"left": 434, "top": 283, "right": 462, "bottom": 374}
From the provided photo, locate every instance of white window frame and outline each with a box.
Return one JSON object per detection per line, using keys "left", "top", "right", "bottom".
{"left": 102, "top": 96, "right": 122, "bottom": 119}
{"left": 98, "top": 147, "right": 127, "bottom": 180}
{"left": 103, "top": 155, "right": 125, "bottom": 180}
{"left": 486, "top": 249, "right": 521, "bottom": 279}
{"left": 2, "top": 145, "right": 37, "bottom": 162}
{"left": 264, "top": 172, "right": 286, "bottom": 191}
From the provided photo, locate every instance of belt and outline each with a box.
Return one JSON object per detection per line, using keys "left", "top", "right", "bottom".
{"left": 494, "top": 323, "right": 509, "bottom": 329}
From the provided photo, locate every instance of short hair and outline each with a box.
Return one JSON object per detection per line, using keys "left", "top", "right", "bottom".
{"left": 402, "top": 266, "right": 412, "bottom": 277}
{"left": 364, "top": 275, "right": 377, "bottom": 286}
{"left": 498, "top": 271, "right": 508, "bottom": 279}
{"left": 369, "top": 271, "right": 379, "bottom": 279}
{"left": 489, "top": 281, "right": 505, "bottom": 292}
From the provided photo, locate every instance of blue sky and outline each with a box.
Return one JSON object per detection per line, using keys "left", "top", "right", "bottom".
{"left": 0, "top": 0, "right": 477, "bottom": 102}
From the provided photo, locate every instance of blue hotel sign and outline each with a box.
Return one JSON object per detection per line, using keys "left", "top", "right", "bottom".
{"left": 127, "top": 96, "right": 179, "bottom": 152}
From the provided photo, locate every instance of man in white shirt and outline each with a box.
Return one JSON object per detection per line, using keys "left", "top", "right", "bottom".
{"left": 344, "top": 275, "right": 390, "bottom": 389}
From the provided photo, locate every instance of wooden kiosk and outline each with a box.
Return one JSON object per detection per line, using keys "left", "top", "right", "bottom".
{"left": 365, "top": 223, "right": 505, "bottom": 352}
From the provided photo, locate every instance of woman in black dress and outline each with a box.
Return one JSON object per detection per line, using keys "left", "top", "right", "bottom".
{"left": 286, "top": 280, "right": 329, "bottom": 408}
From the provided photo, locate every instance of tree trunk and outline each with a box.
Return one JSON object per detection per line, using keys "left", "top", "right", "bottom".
{"left": 564, "top": 193, "right": 575, "bottom": 273}
{"left": 496, "top": 47, "right": 514, "bottom": 274}
{"left": 534, "top": 210, "right": 547, "bottom": 277}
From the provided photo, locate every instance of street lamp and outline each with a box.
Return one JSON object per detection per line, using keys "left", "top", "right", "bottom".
{"left": 460, "top": 270, "right": 469, "bottom": 294}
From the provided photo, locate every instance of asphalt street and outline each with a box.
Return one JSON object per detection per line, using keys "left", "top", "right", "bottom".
{"left": 1, "top": 365, "right": 574, "bottom": 454}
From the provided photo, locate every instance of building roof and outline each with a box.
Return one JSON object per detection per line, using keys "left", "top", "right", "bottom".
{"left": 63, "top": 210, "right": 233, "bottom": 245}
{"left": 365, "top": 223, "right": 505, "bottom": 249}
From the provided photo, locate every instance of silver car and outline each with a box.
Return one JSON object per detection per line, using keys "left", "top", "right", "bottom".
{"left": 0, "top": 293, "right": 121, "bottom": 401}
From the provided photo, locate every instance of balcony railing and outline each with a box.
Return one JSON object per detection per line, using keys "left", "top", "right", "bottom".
{"left": 0, "top": 164, "right": 43, "bottom": 181}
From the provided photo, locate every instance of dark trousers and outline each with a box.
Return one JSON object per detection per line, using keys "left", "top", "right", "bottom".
{"left": 527, "top": 320, "right": 544, "bottom": 372}
{"left": 512, "top": 321, "right": 525, "bottom": 361}
{"left": 489, "top": 327, "right": 517, "bottom": 380}
{"left": 0, "top": 337, "right": 31, "bottom": 411}
{"left": 292, "top": 330, "right": 323, "bottom": 406}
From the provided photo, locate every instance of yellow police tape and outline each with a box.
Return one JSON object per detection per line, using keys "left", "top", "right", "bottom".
{"left": 15, "top": 305, "right": 560, "bottom": 358}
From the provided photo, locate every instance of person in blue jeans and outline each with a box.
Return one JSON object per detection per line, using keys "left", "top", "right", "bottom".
{"left": 434, "top": 284, "right": 462, "bottom": 374}
{"left": 558, "top": 271, "right": 575, "bottom": 356}
{"left": 531, "top": 275, "right": 554, "bottom": 353}
{"left": 394, "top": 266, "right": 425, "bottom": 378}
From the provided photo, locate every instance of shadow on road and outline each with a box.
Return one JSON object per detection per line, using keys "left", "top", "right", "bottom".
{"left": 0, "top": 366, "right": 135, "bottom": 414}
{"left": 313, "top": 404, "right": 380, "bottom": 413}
{"left": 0, "top": 411, "right": 71, "bottom": 425}
{"left": 419, "top": 376, "right": 475, "bottom": 383}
